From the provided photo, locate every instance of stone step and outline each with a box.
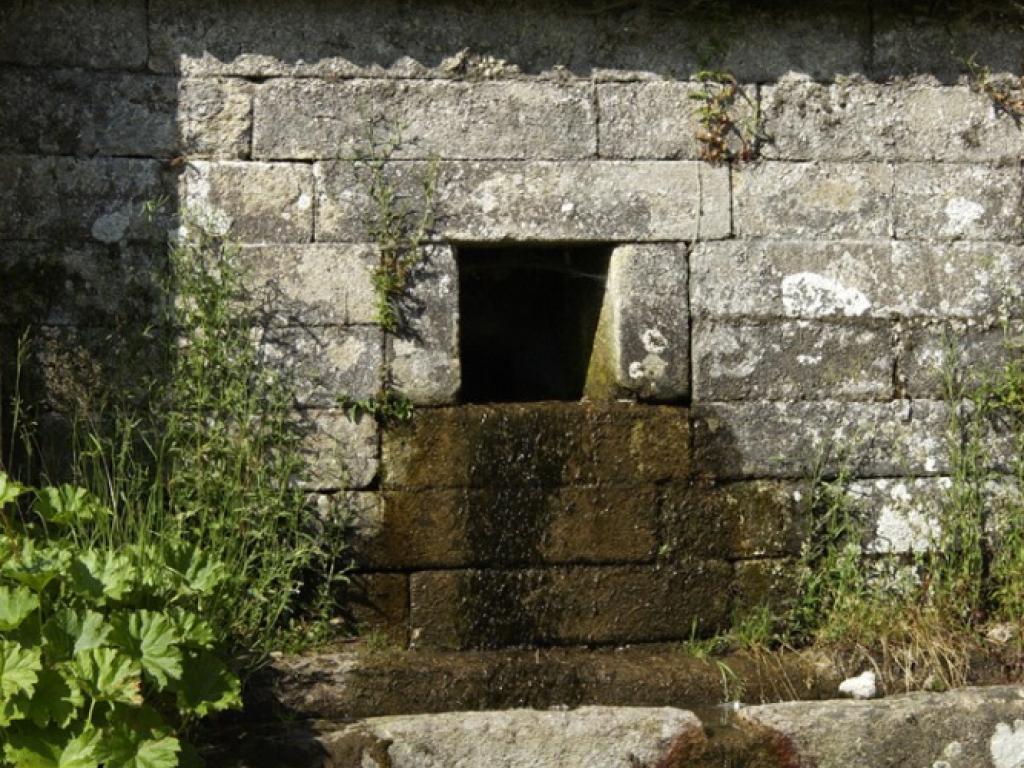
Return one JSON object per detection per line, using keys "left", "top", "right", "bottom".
{"left": 250, "top": 644, "right": 842, "bottom": 721}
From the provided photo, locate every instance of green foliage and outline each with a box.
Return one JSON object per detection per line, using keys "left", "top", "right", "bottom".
{"left": 0, "top": 472, "right": 241, "bottom": 768}
{"left": 690, "top": 70, "right": 766, "bottom": 164}
{"left": 337, "top": 389, "right": 414, "bottom": 426}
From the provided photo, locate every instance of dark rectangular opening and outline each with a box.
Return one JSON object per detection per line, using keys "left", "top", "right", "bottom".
{"left": 457, "top": 245, "right": 611, "bottom": 403}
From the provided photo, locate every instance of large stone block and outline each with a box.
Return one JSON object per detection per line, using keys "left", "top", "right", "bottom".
{"left": 315, "top": 161, "right": 725, "bottom": 243}
{"left": 590, "top": 244, "right": 689, "bottom": 401}
{"left": 337, "top": 572, "right": 409, "bottom": 646}
{"left": 894, "top": 163, "right": 1022, "bottom": 241}
{"left": 732, "top": 558, "right": 801, "bottom": 616}
{"left": 177, "top": 78, "right": 254, "bottom": 159}
{"left": 180, "top": 161, "right": 313, "bottom": 244}
{"left": 240, "top": 244, "right": 378, "bottom": 326}
{"left": 388, "top": 246, "right": 460, "bottom": 405}
{"left": 692, "top": 319, "right": 894, "bottom": 401}
{"left": 148, "top": 0, "right": 866, "bottom": 81}
{"left": 0, "top": 0, "right": 147, "bottom": 70}
{"left": 597, "top": 81, "right": 756, "bottom": 160}
{"left": 848, "top": 477, "right": 951, "bottom": 555}
{"left": 408, "top": 563, "right": 731, "bottom": 649}
{"left": 0, "top": 157, "right": 171, "bottom": 242}
{"left": 254, "top": 80, "right": 595, "bottom": 160}
{"left": 900, "top": 320, "right": 1024, "bottom": 399}
{"left": 300, "top": 410, "right": 379, "bottom": 490}
{"left": 259, "top": 325, "right": 382, "bottom": 407}
{"left": 691, "top": 240, "right": 1024, "bottom": 322}
{"left": 733, "top": 162, "right": 894, "bottom": 238}
{"left": 761, "top": 76, "right": 899, "bottom": 161}
{"left": 382, "top": 404, "right": 690, "bottom": 490}
{"left": 0, "top": 242, "right": 166, "bottom": 327}
{"left": 660, "top": 480, "right": 809, "bottom": 561}
{"left": 693, "top": 399, "right": 951, "bottom": 480}
{"left": 363, "top": 486, "right": 657, "bottom": 569}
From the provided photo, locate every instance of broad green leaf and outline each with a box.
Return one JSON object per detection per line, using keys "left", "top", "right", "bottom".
{"left": 71, "top": 648, "right": 142, "bottom": 706}
{"left": 33, "top": 486, "right": 105, "bottom": 527}
{"left": 42, "top": 610, "right": 110, "bottom": 661}
{"left": 166, "top": 609, "right": 214, "bottom": 650}
{"left": 0, "top": 690, "right": 31, "bottom": 727}
{"left": 69, "top": 550, "right": 136, "bottom": 604}
{"left": 163, "top": 543, "right": 227, "bottom": 598}
{"left": 3, "top": 723, "right": 101, "bottom": 768}
{"left": 99, "top": 727, "right": 179, "bottom": 768}
{"left": 26, "top": 667, "right": 83, "bottom": 729}
{"left": 111, "top": 611, "right": 183, "bottom": 689}
{"left": 0, "top": 640, "right": 41, "bottom": 701}
{"left": 174, "top": 650, "right": 241, "bottom": 717}
{"left": 2, "top": 540, "right": 70, "bottom": 592}
{"left": 0, "top": 472, "right": 27, "bottom": 508}
{"left": 0, "top": 586, "right": 40, "bottom": 631}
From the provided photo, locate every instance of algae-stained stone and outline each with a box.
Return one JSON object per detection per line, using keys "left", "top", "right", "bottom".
{"left": 597, "top": 81, "right": 756, "bottom": 160}
{"left": 901, "top": 320, "right": 1024, "bottom": 399}
{"left": 0, "top": 0, "right": 147, "bottom": 70}
{"left": 896, "top": 85, "right": 1024, "bottom": 163}
{"left": 894, "top": 163, "right": 1022, "bottom": 241}
{"left": 0, "top": 157, "right": 171, "bottom": 242}
{"left": 733, "top": 162, "right": 894, "bottom": 238}
{"left": 760, "top": 76, "right": 900, "bottom": 161}
{"left": 660, "top": 480, "right": 809, "bottom": 561}
{"left": 389, "top": 245, "right": 459, "bottom": 405}
{"left": 691, "top": 240, "right": 1024, "bottom": 322}
{"left": 337, "top": 572, "right": 409, "bottom": 647}
{"left": 177, "top": 78, "right": 254, "bottom": 159}
{"left": 692, "top": 319, "right": 894, "bottom": 401}
{"left": 588, "top": 404, "right": 691, "bottom": 483}
{"left": 590, "top": 244, "right": 689, "bottom": 401}
{"left": 0, "top": 70, "right": 177, "bottom": 157}
{"left": 241, "top": 244, "right": 377, "bottom": 326}
{"left": 365, "top": 486, "right": 657, "bottom": 569}
{"left": 259, "top": 325, "right": 382, "bottom": 407}
{"left": 301, "top": 409, "right": 379, "bottom": 490}
{"left": 693, "top": 400, "right": 951, "bottom": 480}
{"left": 180, "top": 161, "right": 313, "bottom": 243}
{"left": 732, "top": 558, "right": 801, "bottom": 617}
{"left": 0, "top": 242, "right": 166, "bottom": 327}
{"left": 316, "top": 161, "right": 724, "bottom": 243}
{"left": 408, "top": 563, "right": 731, "bottom": 649}
{"left": 254, "top": 79, "right": 595, "bottom": 160}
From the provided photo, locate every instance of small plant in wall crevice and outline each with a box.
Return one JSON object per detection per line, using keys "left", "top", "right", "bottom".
{"left": 690, "top": 70, "right": 767, "bottom": 164}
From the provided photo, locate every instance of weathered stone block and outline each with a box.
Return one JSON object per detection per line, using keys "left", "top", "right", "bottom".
{"left": 733, "top": 162, "right": 894, "bottom": 238}
{"left": 315, "top": 161, "right": 724, "bottom": 243}
{"left": 300, "top": 410, "right": 379, "bottom": 490}
{"left": 177, "top": 78, "right": 254, "bottom": 159}
{"left": 733, "top": 559, "right": 800, "bottom": 617}
{"left": 259, "top": 325, "right": 382, "bottom": 407}
{"left": 895, "top": 163, "right": 1022, "bottom": 241}
{"left": 364, "top": 486, "right": 657, "bottom": 569}
{"left": 848, "top": 477, "right": 951, "bottom": 555}
{"left": 0, "top": 0, "right": 147, "bottom": 70}
{"left": 388, "top": 246, "right": 460, "bottom": 405}
{"left": 0, "top": 242, "right": 166, "bottom": 327}
{"left": 590, "top": 244, "right": 688, "bottom": 401}
{"left": 660, "top": 480, "right": 809, "bottom": 561}
{"left": 338, "top": 572, "right": 409, "bottom": 646}
{"left": 409, "top": 563, "right": 731, "bottom": 649}
{"left": 588, "top": 404, "right": 692, "bottom": 484}
{"left": 896, "top": 85, "right": 1024, "bottom": 163}
{"left": 692, "top": 319, "right": 894, "bottom": 401}
{"left": 693, "top": 400, "right": 951, "bottom": 480}
{"left": 691, "top": 240, "right": 1024, "bottom": 322}
{"left": 254, "top": 80, "right": 595, "bottom": 160}
{"left": 597, "top": 82, "right": 756, "bottom": 160}
{"left": 180, "top": 161, "right": 313, "bottom": 243}
{"left": 241, "top": 244, "right": 378, "bottom": 326}
{"left": 0, "top": 157, "right": 171, "bottom": 242}
{"left": 761, "top": 76, "right": 899, "bottom": 161}
{"left": 901, "top": 321, "right": 1024, "bottom": 398}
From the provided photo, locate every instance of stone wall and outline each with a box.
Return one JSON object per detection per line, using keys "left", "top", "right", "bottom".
{"left": 1, "top": 0, "right": 1022, "bottom": 649}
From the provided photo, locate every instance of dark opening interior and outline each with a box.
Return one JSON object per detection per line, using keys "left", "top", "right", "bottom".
{"left": 458, "top": 245, "right": 612, "bottom": 403}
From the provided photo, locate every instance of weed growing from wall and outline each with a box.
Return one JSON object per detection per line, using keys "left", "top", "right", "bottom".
{"left": 690, "top": 70, "right": 766, "bottom": 163}
{"left": 964, "top": 53, "right": 1024, "bottom": 122}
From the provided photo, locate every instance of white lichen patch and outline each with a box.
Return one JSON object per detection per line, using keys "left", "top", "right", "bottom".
{"left": 640, "top": 327, "right": 668, "bottom": 354}
{"left": 781, "top": 272, "right": 871, "bottom": 317}
{"left": 944, "top": 197, "right": 985, "bottom": 234}
{"left": 990, "top": 720, "right": 1024, "bottom": 768}
{"left": 91, "top": 206, "right": 131, "bottom": 243}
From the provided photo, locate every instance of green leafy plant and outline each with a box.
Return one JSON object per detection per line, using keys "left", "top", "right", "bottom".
{"left": 338, "top": 388, "right": 414, "bottom": 426}
{"left": 690, "top": 70, "right": 766, "bottom": 163}
{"left": 0, "top": 472, "right": 241, "bottom": 768}
{"left": 964, "top": 53, "right": 1024, "bottom": 122}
